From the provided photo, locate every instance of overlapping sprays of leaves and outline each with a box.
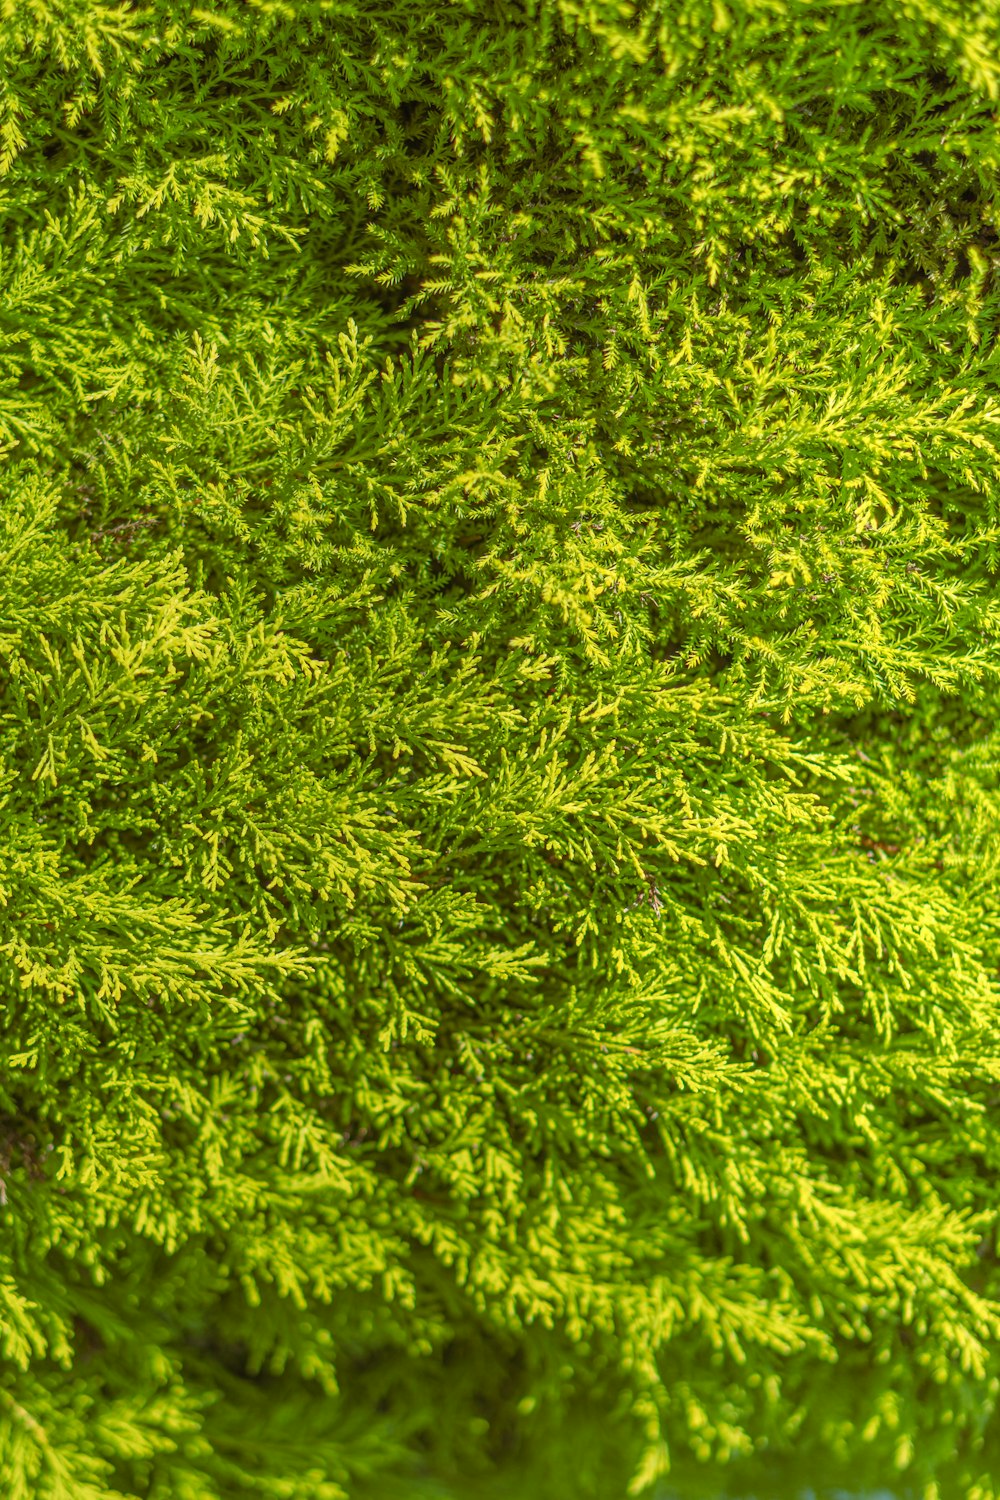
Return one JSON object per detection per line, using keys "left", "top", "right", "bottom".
{"left": 1, "top": 2, "right": 1000, "bottom": 1497}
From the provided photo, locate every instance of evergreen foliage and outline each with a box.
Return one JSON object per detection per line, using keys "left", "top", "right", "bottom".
{"left": 2, "top": 1, "right": 1000, "bottom": 1495}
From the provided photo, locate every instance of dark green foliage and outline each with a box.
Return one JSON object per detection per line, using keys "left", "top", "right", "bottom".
{"left": 2, "top": 1, "right": 1000, "bottom": 1496}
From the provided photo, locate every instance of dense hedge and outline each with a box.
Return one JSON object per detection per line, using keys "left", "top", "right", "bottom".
{"left": 3, "top": 1, "right": 1000, "bottom": 1496}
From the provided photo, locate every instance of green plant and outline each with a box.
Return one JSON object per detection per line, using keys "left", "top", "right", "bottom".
{"left": 2, "top": 1, "right": 1000, "bottom": 1496}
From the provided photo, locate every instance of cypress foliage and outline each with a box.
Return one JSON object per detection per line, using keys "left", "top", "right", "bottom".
{"left": 2, "top": 1, "right": 1000, "bottom": 1495}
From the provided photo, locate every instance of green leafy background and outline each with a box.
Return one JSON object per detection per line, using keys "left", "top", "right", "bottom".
{"left": 1, "top": 1, "right": 1000, "bottom": 1496}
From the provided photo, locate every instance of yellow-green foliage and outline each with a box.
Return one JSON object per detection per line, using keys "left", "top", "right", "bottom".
{"left": 1, "top": 1, "right": 1000, "bottom": 1496}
